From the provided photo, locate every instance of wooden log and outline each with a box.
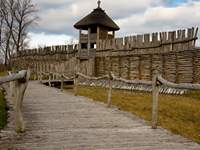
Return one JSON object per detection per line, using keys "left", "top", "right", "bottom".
{"left": 157, "top": 75, "right": 200, "bottom": 90}
{"left": 77, "top": 72, "right": 108, "bottom": 80}
{"left": 60, "top": 75, "right": 64, "bottom": 91}
{"left": 0, "top": 70, "right": 27, "bottom": 84}
{"left": 8, "top": 71, "right": 15, "bottom": 97}
{"left": 107, "top": 72, "right": 113, "bottom": 108}
{"left": 152, "top": 71, "right": 160, "bottom": 129}
{"left": 48, "top": 73, "right": 51, "bottom": 87}
{"left": 14, "top": 70, "right": 30, "bottom": 133}
{"left": 112, "top": 74, "right": 152, "bottom": 85}
{"left": 74, "top": 74, "right": 78, "bottom": 96}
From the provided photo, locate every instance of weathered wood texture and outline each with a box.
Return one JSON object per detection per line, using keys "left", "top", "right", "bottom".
{"left": 11, "top": 28, "right": 200, "bottom": 83}
{"left": 77, "top": 72, "right": 187, "bottom": 95}
{"left": 1, "top": 81, "right": 200, "bottom": 150}
{"left": 151, "top": 73, "right": 200, "bottom": 129}
{"left": 0, "top": 70, "right": 30, "bottom": 133}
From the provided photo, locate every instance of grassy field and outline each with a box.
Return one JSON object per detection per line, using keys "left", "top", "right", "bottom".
{"left": 65, "top": 85, "right": 200, "bottom": 144}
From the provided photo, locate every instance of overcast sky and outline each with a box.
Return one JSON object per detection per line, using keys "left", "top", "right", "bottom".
{"left": 28, "top": 0, "right": 200, "bottom": 48}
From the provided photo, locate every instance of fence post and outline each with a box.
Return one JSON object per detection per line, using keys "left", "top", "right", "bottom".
{"left": 152, "top": 71, "right": 160, "bottom": 129}
{"left": 107, "top": 72, "right": 113, "bottom": 108}
{"left": 48, "top": 73, "right": 51, "bottom": 87}
{"left": 60, "top": 74, "right": 64, "bottom": 91}
{"left": 74, "top": 73, "right": 78, "bottom": 96}
{"left": 39, "top": 73, "right": 42, "bottom": 82}
{"left": 15, "top": 70, "right": 30, "bottom": 133}
{"left": 8, "top": 71, "right": 15, "bottom": 97}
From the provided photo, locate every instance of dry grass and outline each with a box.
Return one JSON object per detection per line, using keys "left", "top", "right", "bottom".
{"left": 65, "top": 85, "right": 200, "bottom": 144}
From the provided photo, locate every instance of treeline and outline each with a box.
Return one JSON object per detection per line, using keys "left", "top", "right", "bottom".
{"left": 0, "top": 0, "right": 37, "bottom": 67}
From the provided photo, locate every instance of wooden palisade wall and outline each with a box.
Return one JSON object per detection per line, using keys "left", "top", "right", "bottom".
{"left": 12, "top": 27, "right": 200, "bottom": 83}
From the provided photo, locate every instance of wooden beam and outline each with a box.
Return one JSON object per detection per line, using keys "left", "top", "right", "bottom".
{"left": 107, "top": 72, "right": 113, "bottom": 108}
{"left": 88, "top": 28, "right": 91, "bottom": 50}
{"left": 157, "top": 75, "right": 200, "bottom": 90}
{"left": 152, "top": 71, "right": 160, "bottom": 129}
{"left": 97, "top": 26, "right": 100, "bottom": 50}
{"left": 0, "top": 70, "right": 27, "bottom": 84}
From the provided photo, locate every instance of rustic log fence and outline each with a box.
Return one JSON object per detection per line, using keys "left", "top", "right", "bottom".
{"left": 38, "top": 71, "right": 199, "bottom": 130}
{"left": 75, "top": 72, "right": 187, "bottom": 95}
{"left": 72, "top": 71, "right": 199, "bottom": 129}
{"left": 38, "top": 72, "right": 74, "bottom": 91}
{"left": 152, "top": 72, "right": 200, "bottom": 129}
{"left": 74, "top": 72, "right": 154, "bottom": 108}
{"left": 0, "top": 70, "right": 30, "bottom": 133}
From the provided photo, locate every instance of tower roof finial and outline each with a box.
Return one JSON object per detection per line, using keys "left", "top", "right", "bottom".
{"left": 97, "top": 0, "right": 101, "bottom": 8}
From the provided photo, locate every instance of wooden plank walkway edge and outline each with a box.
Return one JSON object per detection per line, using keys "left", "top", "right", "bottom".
{"left": 0, "top": 81, "right": 200, "bottom": 150}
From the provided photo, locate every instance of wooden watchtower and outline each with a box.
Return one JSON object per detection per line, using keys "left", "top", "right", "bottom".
{"left": 74, "top": 0, "right": 120, "bottom": 55}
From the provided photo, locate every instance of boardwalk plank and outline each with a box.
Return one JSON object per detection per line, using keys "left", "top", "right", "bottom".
{"left": 0, "top": 81, "right": 200, "bottom": 150}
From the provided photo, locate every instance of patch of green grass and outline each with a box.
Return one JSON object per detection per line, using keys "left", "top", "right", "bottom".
{"left": 65, "top": 85, "right": 200, "bottom": 144}
{"left": 0, "top": 90, "right": 7, "bottom": 129}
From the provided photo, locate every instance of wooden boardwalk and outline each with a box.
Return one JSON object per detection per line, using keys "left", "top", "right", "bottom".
{"left": 0, "top": 81, "right": 200, "bottom": 150}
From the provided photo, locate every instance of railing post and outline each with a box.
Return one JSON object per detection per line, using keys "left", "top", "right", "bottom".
{"left": 8, "top": 71, "right": 15, "bottom": 97}
{"left": 107, "top": 72, "right": 113, "bottom": 108}
{"left": 48, "top": 73, "right": 51, "bottom": 87}
{"left": 39, "top": 73, "right": 42, "bottom": 82}
{"left": 152, "top": 71, "right": 160, "bottom": 129}
{"left": 15, "top": 70, "right": 30, "bottom": 133}
{"left": 61, "top": 74, "right": 64, "bottom": 91}
{"left": 74, "top": 73, "right": 78, "bottom": 96}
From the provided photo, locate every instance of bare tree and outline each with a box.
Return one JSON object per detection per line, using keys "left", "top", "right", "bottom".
{"left": 0, "top": 9, "right": 4, "bottom": 47}
{"left": 13, "top": 0, "right": 37, "bottom": 53}
{"left": 0, "top": 0, "right": 16, "bottom": 66}
{"left": 0, "top": 0, "right": 37, "bottom": 67}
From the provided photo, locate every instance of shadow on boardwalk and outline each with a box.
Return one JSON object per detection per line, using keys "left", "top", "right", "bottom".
{"left": 0, "top": 81, "right": 200, "bottom": 150}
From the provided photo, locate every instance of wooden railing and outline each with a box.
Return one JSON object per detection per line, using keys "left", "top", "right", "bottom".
{"left": 152, "top": 71, "right": 200, "bottom": 129}
{"left": 38, "top": 72, "right": 74, "bottom": 91}
{"left": 74, "top": 72, "right": 152, "bottom": 107}
{"left": 73, "top": 71, "right": 200, "bottom": 129}
{"left": 37, "top": 71, "right": 200, "bottom": 130}
{"left": 0, "top": 70, "right": 30, "bottom": 133}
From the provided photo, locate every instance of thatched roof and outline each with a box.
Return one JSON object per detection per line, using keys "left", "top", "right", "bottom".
{"left": 74, "top": 7, "right": 120, "bottom": 31}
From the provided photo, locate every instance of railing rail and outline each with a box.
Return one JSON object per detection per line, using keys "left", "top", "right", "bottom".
{"left": 75, "top": 72, "right": 152, "bottom": 107}
{"left": 0, "top": 70, "right": 30, "bottom": 133}
{"left": 38, "top": 71, "right": 74, "bottom": 91}
{"left": 74, "top": 71, "right": 200, "bottom": 129}
{"left": 152, "top": 72, "right": 200, "bottom": 129}
{"left": 37, "top": 71, "right": 200, "bottom": 130}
